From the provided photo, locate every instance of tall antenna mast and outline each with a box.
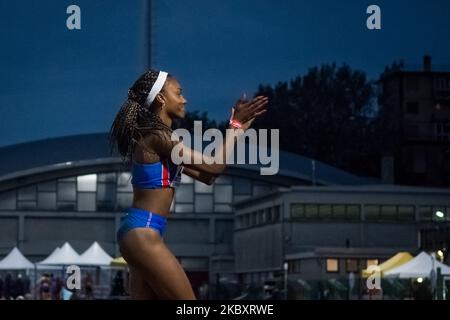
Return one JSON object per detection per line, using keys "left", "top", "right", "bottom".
{"left": 142, "top": 0, "right": 154, "bottom": 69}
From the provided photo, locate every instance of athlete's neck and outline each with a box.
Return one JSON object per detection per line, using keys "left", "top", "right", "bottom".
{"left": 158, "top": 111, "right": 173, "bottom": 128}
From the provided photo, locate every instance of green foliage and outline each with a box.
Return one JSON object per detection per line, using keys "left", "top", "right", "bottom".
{"left": 173, "top": 110, "right": 219, "bottom": 132}
{"left": 252, "top": 63, "right": 380, "bottom": 177}
{"left": 178, "top": 63, "right": 391, "bottom": 178}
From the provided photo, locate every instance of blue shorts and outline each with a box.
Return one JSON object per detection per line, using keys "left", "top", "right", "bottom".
{"left": 117, "top": 207, "right": 167, "bottom": 243}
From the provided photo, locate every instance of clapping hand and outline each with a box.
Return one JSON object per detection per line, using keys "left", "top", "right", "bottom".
{"left": 230, "top": 94, "right": 268, "bottom": 131}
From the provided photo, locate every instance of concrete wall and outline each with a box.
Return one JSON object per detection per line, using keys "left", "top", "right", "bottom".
{"left": 234, "top": 224, "right": 283, "bottom": 272}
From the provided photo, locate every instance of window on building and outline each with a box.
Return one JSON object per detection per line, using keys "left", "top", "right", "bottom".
{"left": 195, "top": 194, "right": 213, "bottom": 213}
{"left": 250, "top": 212, "right": 257, "bottom": 226}
{"left": 116, "top": 192, "right": 133, "bottom": 211}
{"left": 235, "top": 216, "right": 243, "bottom": 229}
{"left": 305, "top": 205, "right": 319, "bottom": 219}
{"left": 244, "top": 214, "right": 250, "bottom": 228}
{"left": 257, "top": 210, "right": 264, "bottom": 224}
{"left": 326, "top": 259, "right": 339, "bottom": 273}
{"left": 0, "top": 191, "right": 16, "bottom": 210}
{"left": 398, "top": 206, "right": 415, "bottom": 221}
{"left": 366, "top": 259, "right": 379, "bottom": 268}
{"left": 57, "top": 181, "right": 76, "bottom": 201}
{"left": 291, "top": 204, "right": 304, "bottom": 219}
{"left": 117, "top": 172, "right": 132, "bottom": 192}
{"left": 435, "top": 122, "right": 450, "bottom": 142}
{"left": 214, "top": 204, "right": 232, "bottom": 213}
{"left": 18, "top": 185, "right": 37, "bottom": 201}
{"left": 175, "top": 184, "right": 194, "bottom": 203}
{"left": 17, "top": 201, "right": 36, "bottom": 210}
{"left": 288, "top": 260, "right": 301, "bottom": 274}
{"left": 332, "top": 205, "right": 346, "bottom": 220}
{"left": 37, "top": 192, "right": 56, "bottom": 210}
{"left": 57, "top": 201, "right": 76, "bottom": 211}
{"left": 273, "top": 205, "right": 280, "bottom": 222}
{"left": 364, "top": 205, "right": 380, "bottom": 221}
{"left": 406, "top": 102, "right": 419, "bottom": 114}
{"left": 265, "top": 207, "right": 273, "bottom": 223}
{"left": 97, "top": 180, "right": 115, "bottom": 211}
{"left": 195, "top": 180, "right": 213, "bottom": 194}
{"left": 380, "top": 205, "right": 397, "bottom": 220}
{"left": 215, "top": 220, "right": 233, "bottom": 244}
{"left": 292, "top": 203, "right": 361, "bottom": 221}
{"left": 214, "top": 185, "right": 232, "bottom": 203}
{"left": 97, "top": 182, "right": 115, "bottom": 202}
{"left": 181, "top": 173, "right": 193, "bottom": 184}
{"left": 345, "top": 259, "right": 358, "bottom": 273}
{"left": 319, "top": 204, "right": 332, "bottom": 219}
{"left": 175, "top": 204, "right": 194, "bottom": 213}
{"left": 77, "top": 174, "right": 97, "bottom": 192}
{"left": 97, "top": 173, "right": 116, "bottom": 183}
{"left": 434, "top": 78, "right": 450, "bottom": 90}
{"left": 346, "top": 205, "right": 361, "bottom": 221}
{"left": 77, "top": 192, "right": 96, "bottom": 211}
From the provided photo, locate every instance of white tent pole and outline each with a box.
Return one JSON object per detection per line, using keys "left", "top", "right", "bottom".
{"left": 430, "top": 253, "right": 436, "bottom": 300}
{"left": 34, "top": 263, "right": 37, "bottom": 300}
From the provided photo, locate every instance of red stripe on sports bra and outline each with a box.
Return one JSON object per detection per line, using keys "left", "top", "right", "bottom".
{"left": 162, "top": 159, "right": 170, "bottom": 187}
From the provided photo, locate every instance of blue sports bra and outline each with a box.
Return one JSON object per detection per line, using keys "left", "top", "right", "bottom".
{"left": 131, "top": 158, "right": 183, "bottom": 189}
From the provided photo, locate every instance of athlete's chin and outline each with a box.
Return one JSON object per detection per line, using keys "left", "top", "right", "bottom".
{"left": 176, "top": 109, "right": 186, "bottom": 119}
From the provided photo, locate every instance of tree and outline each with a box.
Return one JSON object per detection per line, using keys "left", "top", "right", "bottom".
{"left": 173, "top": 110, "right": 219, "bottom": 133}
{"left": 252, "top": 63, "right": 379, "bottom": 177}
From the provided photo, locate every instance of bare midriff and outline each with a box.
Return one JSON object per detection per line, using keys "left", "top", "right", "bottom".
{"left": 132, "top": 187, "right": 174, "bottom": 217}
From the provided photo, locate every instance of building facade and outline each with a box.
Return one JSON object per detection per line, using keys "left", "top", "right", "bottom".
{"left": 0, "top": 133, "right": 373, "bottom": 297}
{"left": 233, "top": 185, "right": 450, "bottom": 299}
{"left": 378, "top": 55, "right": 450, "bottom": 187}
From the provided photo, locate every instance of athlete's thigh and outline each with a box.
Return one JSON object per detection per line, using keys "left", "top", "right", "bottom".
{"left": 128, "top": 265, "right": 157, "bottom": 300}
{"left": 120, "top": 228, "right": 196, "bottom": 300}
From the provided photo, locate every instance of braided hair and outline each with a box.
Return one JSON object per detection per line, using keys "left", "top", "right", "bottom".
{"left": 109, "top": 69, "right": 173, "bottom": 163}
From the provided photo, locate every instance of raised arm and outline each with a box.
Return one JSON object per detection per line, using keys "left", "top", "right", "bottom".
{"left": 144, "top": 95, "right": 268, "bottom": 181}
{"left": 182, "top": 166, "right": 217, "bottom": 185}
{"left": 174, "top": 95, "right": 268, "bottom": 175}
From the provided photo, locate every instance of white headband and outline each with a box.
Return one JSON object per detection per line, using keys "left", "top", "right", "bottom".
{"left": 145, "top": 71, "right": 168, "bottom": 107}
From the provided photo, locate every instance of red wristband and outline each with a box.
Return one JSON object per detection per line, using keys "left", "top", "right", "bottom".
{"left": 229, "top": 119, "right": 243, "bottom": 129}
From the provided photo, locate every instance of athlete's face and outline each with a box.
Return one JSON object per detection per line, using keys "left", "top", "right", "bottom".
{"left": 161, "top": 77, "right": 187, "bottom": 119}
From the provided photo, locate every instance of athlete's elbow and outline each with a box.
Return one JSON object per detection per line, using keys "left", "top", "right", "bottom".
{"left": 209, "top": 164, "right": 226, "bottom": 176}
{"left": 206, "top": 175, "right": 217, "bottom": 185}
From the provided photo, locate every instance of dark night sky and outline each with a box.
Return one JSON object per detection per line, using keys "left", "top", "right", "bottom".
{"left": 1, "top": 0, "right": 449, "bottom": 146}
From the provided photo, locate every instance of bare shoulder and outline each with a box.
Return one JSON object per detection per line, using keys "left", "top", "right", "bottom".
{"left": 138, "top": 130, "right": 180, "bottom": 160}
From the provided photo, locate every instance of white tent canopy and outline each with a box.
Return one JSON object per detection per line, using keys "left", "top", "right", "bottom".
{"left": 77, "top": 242, "right": 113, "bottom": 266}
{"left": 41, "top": 247, "right": 61, "bottom": 261}
{"left": 0, "top": 247, "right": 34, "bottom": 270}
{"left": 384, "top": 251, "right": 450, "bottom": 278}
{"left": 37, "top": 242, "right": 80, "bottom": 265}
{"left": 35, "top": 247, "right": 62, "bottom": 270}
